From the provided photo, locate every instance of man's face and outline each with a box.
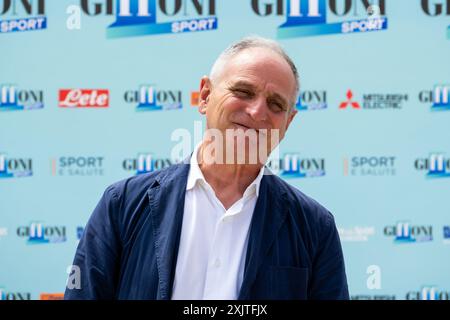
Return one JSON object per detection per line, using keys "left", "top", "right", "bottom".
{"left": 199, "top": 47, "right": 298, "bottom": 163}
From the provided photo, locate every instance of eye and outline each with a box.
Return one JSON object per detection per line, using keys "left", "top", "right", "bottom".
{"left": 269, "top": 101, "right": 285, "bottom": 113}
{"left": 231, "top": 88, "right": 253, "bottom": 98}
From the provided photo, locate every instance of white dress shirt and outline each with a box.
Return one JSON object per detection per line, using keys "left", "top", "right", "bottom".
{"left": 171, "top": 144, "right": 265, "bottom": 300}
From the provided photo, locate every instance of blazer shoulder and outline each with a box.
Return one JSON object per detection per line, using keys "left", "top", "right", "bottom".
{"left": 93, "top": 163, "right": 189, "bottom": 242}
{"left": 266, "top": 173, "right": 335, "bottom": 227}
{"left": 105, "top": 163, "right": 189, "bottom": 207}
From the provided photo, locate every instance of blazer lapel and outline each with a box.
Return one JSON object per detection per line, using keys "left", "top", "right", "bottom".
{"left": 147, "top": 163, "right": 190, "bottom": 300}
{"left": 238, "top": 173, "right": 288, "bottom": 300}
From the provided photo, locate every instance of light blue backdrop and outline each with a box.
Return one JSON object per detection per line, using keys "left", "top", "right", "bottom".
{"left": 1, "top": 0, "right": 449, "bottom": 300}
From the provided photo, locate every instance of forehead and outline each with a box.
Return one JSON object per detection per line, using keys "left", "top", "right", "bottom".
{"left": 218, "top": 48, "right": 297, "bottom": 98}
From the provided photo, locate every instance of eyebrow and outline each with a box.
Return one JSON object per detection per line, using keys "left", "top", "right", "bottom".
{"left": 229, "top": 81, "right": 256, "bottom": 91}
{"left": 230, "top": 81, "right": 289, "bottom": 107}
{"left": 269, "top": 93, "right": 288, "bottom": 108}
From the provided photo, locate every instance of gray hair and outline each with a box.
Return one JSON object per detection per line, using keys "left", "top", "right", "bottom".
{"left": 209, "top": 36, "right": 300, "bottom": 109}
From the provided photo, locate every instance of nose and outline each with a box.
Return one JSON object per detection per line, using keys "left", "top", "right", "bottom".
{"left": 246, "top": 95, "right": 267, "bottom": 122}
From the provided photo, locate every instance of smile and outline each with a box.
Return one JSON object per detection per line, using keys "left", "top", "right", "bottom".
{"left": 231, "top": 122, "right": 259, "bottom": 133}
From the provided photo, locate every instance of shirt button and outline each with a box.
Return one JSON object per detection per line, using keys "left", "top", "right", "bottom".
{"left": 214, "top": 258, "right": 221, "bottom": 268}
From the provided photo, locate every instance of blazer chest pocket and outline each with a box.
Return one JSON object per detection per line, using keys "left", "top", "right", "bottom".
{"left": 267, "top": 266, "right": 309, "bottom": 300}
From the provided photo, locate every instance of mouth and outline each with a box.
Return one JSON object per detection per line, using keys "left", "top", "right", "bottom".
{"left": 231, "top": 122, "right": 259, "bottom": 133}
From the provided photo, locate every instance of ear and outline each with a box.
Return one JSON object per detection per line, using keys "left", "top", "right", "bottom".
{"left": 198, "top": 76, "right": 211, "bottom": 115}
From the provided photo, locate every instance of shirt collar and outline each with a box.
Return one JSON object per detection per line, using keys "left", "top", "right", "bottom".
{"left": 186, "top": 142, "right": 207, "bottom": 191}
{"left": 186, "top": 142, "right": 265, "bottom": 197}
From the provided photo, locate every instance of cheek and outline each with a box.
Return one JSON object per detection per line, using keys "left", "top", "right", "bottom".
{"left": 270, "top": 114, "right": 289, "bottom": 130}
{"left": 209, "top": 93, "right": 234, "bottom": 112}
{"left": 223, "top": 97, "right": 245, "bottom": 112}
{"left": 206, "top": 100, "right": 230, "bottom": 127}
{"left": 218, "top": 98, "right": 244, "bottom": 121}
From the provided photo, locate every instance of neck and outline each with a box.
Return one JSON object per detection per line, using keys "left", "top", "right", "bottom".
{"left": 197, "top": 140, "right": 263, "bottom": 198}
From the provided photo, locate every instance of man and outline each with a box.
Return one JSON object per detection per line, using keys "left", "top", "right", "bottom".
{"left": 65, "top": 36, "right": 349, "bottom": 300}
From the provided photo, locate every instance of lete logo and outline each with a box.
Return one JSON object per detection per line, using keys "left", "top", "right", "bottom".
{"left": 58, "top": 89, "right": 109, "bottom": 108}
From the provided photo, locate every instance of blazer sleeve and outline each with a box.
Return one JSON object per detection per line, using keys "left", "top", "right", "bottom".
{"left": 64, "top": 184, "right": 122, "bottom": 300}
{"left": 309, "top": 211, "right": 350, "bottom": 300}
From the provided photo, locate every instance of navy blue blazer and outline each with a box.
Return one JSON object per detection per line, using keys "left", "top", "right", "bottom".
{"left": 65, "top": 163, "right": 349, "bottom": 300}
